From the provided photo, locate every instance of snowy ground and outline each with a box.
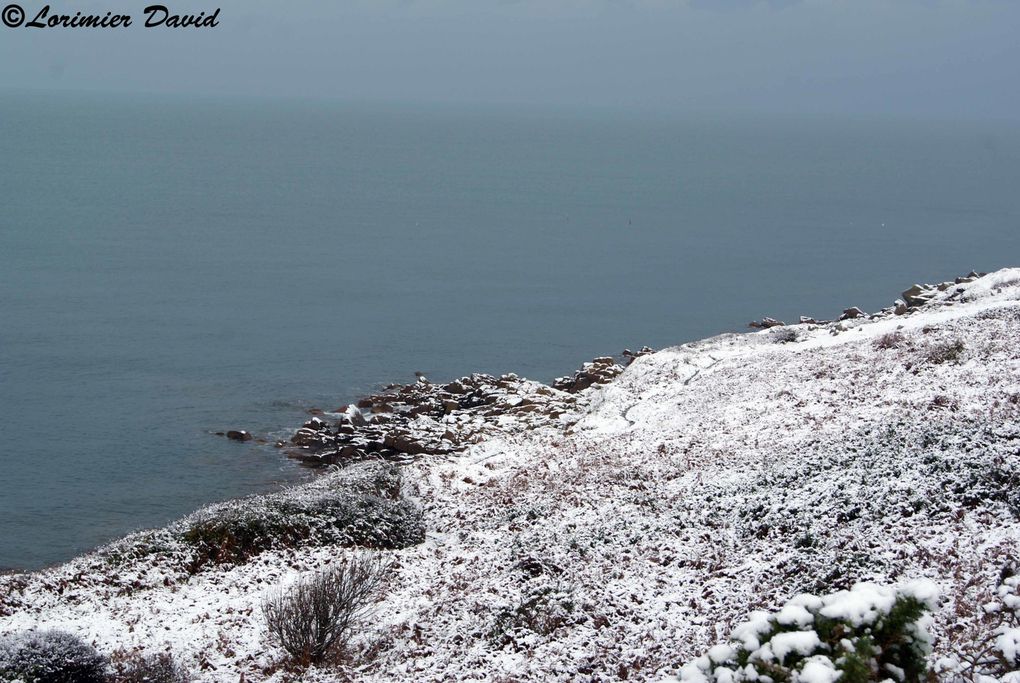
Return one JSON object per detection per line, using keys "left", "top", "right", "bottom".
{"left": 2, "top": 269, "right": 1020, "bottom": 681}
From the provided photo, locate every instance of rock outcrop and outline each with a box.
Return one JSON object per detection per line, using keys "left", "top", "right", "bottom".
{"left": 283, "top": 355, "right": 640, "bottom": 467}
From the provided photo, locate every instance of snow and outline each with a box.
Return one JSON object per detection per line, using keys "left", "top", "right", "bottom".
{"left": 817, "top": 583, "right": 899, "bottom": 627}
{"left": 775, "top": 597, "right": 821, "bottom": 628}
{"left": 2, "top": 268, "right": 1020, "bottom": 681}
{"left": 998, "top": 629, "right": 1020, "bottom": 665}
{"left": 765, "top": 631, "right": 822, "bottom": 662}
{"left": 799, "top": 656, "right": 841, "bottom": 683}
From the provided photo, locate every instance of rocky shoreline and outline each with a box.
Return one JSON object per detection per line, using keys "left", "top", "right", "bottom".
{"left": 4, "top": 267, "right": 1020, "bottom": 682}
{"left": 267, "top": 270, "right": 989, "bottom": 472}
{"left": 213, "top": 270, "right": 997, "bottom": 476}
{"left": 277, "top": 347, "right": 655, "bottom": 468}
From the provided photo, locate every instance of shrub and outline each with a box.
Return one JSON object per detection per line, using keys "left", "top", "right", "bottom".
{"left": 941, "top": 570, "right": 1020, "bottom": 682}
{"left": 0, "top": 630, "right": 108, "bottom": 683}
{"left": 262, "top": 554, "right": 389, "bottom": 666}
{"left": 490, "top": 583, "right": 578, "bottom": 645}
{"left": 108, "top": 651, "right": 190, "bottom": 683}
{"left": 678, "top": 582, "right": 938, "bottom": 683}
{"left": 182, "top": 505, "right": 313, "bottom": 568}
{"left": 873, "top": 332, "right": 906, "bottom": 350}
{"left": 925, "top": 339, "right": 965, "bottom": 365}
{"left": 182, "top": 465, "right": 424, "bottom": 571}
{"left": 772, "top": 328, "right": 801, "bottom": 344}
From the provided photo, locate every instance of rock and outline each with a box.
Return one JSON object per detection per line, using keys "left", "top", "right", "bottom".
{"left": 384, "top": 432, "right": 429, "bottom": 456}
{"left": 302, "top": 418, "right": 327, "bottom": 432}
{"left": 749, "top": 317, "right": 785, "bottom": 329}
{"left": 839, "top": 307, "right": 866, "bottom": 321}
{"left": 622, "top": 347, "right": 655, "bottom": 365}
{"left": 553, "top": 356, "right": 625, "bottom": 393}
{"left": 290, "top": 428, "right": 325, "bottom": 447}
{"left": 338, "top": 445, "right": 364, "bottom": 460}
{"left": 284, "top": 362, "right": 587, "bottom": 468}
{"left": 894, "top": 300, "right": 909, "bottom": 316}
{"left": 226, "top": 430, "right": 253, "bottom": 442}
{"left": 902, "top": 284, "right": 935, "bottom": 308}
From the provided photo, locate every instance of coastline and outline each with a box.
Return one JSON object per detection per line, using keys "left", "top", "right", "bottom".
{"left": 2, "top": 268, "right": 1019, "bottom": 681}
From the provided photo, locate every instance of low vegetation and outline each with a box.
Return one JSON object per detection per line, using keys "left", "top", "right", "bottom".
{"left": 679, "top": 582, "right": 938, "bottom": 683}
{"left": 262, "top": 554, "right": 390, "bottom": 667}
{"left": 183, "top": 464, "right": 423, "bottom": 571}
{"left": 108, "top": 651, "right": 190, "bottom": 683}
{"left": 0, "top": 630, "right": 108, "bottom": 683}
{"left": 94, "top": 462, "right": 425, "bottom": 575}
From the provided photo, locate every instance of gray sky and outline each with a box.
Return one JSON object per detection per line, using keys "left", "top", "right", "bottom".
{"left": 1, "top": 0, "right": 1017, "bottom": 118}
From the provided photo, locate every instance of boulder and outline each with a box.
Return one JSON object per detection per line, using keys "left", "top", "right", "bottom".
{"left": 291, "top": 428, "right": 325, "bottom": 447}
{"left": 902, "top": 284, "right": 935, "bottom": 308}
{"left": 226, "top": 430, "right": 253, "bottom": 442}
{"left": 302, "top": 417, "right": 327, "bottom": 432}
{"left": 384, "top": 432, "right": 428, "bottom": 456}
{"left": 748, "top": 317, "right": 785, "bottom": 329}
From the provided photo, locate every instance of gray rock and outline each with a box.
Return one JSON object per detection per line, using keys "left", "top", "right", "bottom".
{"left": 902, "top": 284, "right": 935, "bottom": 307}
{"left": 749, "top": 317, "right": 785, "bottom": 329}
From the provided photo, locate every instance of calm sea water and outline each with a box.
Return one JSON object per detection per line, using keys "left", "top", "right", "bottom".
{"left": 1, "top": 91, "right": 1018, "bottom": 570}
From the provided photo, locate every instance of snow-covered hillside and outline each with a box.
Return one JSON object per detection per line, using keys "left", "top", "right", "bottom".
{"left": 3, "top": 269, "right": 1020, "bottom": 682}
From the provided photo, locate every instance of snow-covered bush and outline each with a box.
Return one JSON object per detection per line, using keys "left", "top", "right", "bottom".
{"left": 0, "top": 630, "right": 108, "bottom": 683}
{"left": 679, "top": 582, "right": 939, "bottom": 683}
{"left": 263, "top": 554, "right": 389, "bottom": 666}
{"left": 772, "top": 328, "right": 801, "bottom": 344}
{"left": 924, "top": 339, "right": 965, "bottom": 365}
{"left": 873, "top": 332, "right": 906, "bottom": 350}
{"left": 108, "top": 651, "right": 189, "bottom": 683}
{"left": 989, "top": 575, "right": 1020, "bottom": 678}
{"left": 489, "top": 582, "right": 578, "bottom": 645}
{"left": 183, "top": 465, "right": 424, "bottom": 570}
{"left": 937, "top": 570, "right": 1020, "bottom": 682}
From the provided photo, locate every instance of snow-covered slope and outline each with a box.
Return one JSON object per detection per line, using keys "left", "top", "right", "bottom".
{"left": 3, "top": 269, "right": 1020, "bottom": 682}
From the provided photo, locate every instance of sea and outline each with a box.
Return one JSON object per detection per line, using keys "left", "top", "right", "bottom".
{"left": 1, "top": 89, "right": 1018, "bottom": 570}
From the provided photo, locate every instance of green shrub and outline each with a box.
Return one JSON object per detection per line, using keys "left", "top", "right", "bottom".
{"left": 679, "top": 582, "right": 938, "bottom": 683}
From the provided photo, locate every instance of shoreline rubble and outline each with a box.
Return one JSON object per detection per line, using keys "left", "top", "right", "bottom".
{"left": 280, "top": 349, "right": 655, "bottom": 468}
